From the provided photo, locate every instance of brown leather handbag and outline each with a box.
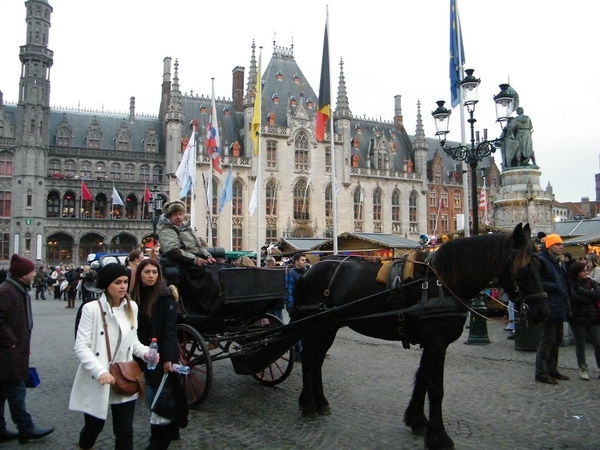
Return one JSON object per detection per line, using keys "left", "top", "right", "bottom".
{"left": 98, "top": 300, "right": 145, "bottom": 397}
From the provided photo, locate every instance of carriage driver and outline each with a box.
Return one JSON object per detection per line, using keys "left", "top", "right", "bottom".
{"left": 158, "top": 200, "right": 216, "bottom": 267}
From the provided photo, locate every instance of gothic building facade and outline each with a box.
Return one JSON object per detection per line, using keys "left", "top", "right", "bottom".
{"left": 0, "top": 0, "right": 497, "bottom": 266}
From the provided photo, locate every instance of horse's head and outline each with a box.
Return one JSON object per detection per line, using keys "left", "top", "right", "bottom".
{"left": 497, "top": 223, "right": 548, "bottom": 325}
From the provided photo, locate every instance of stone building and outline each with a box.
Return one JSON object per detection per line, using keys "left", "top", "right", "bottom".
{"left": 0, "top": 0, "right": 497, "bottom": 266}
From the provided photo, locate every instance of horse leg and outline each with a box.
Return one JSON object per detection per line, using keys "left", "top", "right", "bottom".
{"left": 422, "top": 344, "right": 454, "bottom": 450}
{"left": 403, "top": 363, "right": 429, "bottom": 436}
{"left": 298, "top": 327, "right": 337, "bottom": 418}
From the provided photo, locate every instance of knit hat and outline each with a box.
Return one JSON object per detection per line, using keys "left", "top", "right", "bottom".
{"left": 163, "top": 200, "right": 185, "bottom": 217}
{"left": 96, "top": 263, "right": 129, "bottom": 291}
{"left": 9, "top": 254, "right": 35, "bottom": 278}
{"left": 544, "top": 234, "right": 563, "bottom": 249}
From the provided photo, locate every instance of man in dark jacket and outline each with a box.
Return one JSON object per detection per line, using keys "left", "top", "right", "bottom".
{"left": 0, "top": 254, "right": 54, "bottom": 443}
{"left": 535, "top": 235, "right": 572, "bottom": 384}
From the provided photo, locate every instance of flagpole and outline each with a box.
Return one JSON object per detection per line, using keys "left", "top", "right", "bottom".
{"left": 190, "top": 124, "right": 197, "bottom": 232}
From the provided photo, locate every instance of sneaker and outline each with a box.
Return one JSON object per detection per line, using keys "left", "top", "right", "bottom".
{"left": 535, "top": 373, "right": 558, "bottom": 384}
{"left": 549, "top": 372, "right": 570, "bottom": 381}
{"left": 579, "top": 369, "right": 590, "bottom": 380}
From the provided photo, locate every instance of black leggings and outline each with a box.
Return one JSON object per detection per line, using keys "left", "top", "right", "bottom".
{"left": 78, "top": 400, "right": 136, "bottom": 450}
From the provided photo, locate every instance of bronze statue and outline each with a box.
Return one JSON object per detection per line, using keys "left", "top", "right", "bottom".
{"left": 502, "top": 107, "right": 536, "bottom": 168}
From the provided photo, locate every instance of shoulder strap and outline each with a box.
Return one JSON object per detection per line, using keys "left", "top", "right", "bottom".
{"left": 98, "top": 300, "right": 114, "bottom": 363}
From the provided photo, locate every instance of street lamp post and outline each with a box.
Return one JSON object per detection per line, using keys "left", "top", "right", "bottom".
{"left": 150, "top": 185, "right": 164, "bottom": 241}
{"left": 432, "top": 69, "right": 517, "bottom": 346}
{"left": 431, "top": 69, "right": 516, "bottom": 236}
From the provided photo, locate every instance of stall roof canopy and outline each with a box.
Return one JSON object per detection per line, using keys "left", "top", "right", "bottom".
{"left": 309, "top": 232, "right": 421, "bottom": 252}
{"left": 563, "top": 232, "right": 600, "bottom": 246}
{"left": 276, "top": 238, "right": 330, "bottom": 254}
{"left": 555, "top": 219, "right": 600, "bottom": 237}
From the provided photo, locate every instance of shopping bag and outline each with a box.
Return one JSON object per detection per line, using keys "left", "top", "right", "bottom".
{"left": 25, "top": 367, "right": 40, "bottom": 388}
{"left": 150, "top": 372, "right": 188, "bottom": 428}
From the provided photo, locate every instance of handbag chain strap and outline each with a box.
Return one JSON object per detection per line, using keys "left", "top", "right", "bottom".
{"left": 98, "top": 299, "right": 123, "bottom": 364}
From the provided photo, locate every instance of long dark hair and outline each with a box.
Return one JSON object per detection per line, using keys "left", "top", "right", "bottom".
{"left": 131, "top": 258, "right": 163, "bottom": 318}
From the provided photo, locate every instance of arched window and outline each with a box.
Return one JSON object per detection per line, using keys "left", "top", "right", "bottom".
{"left": 409, "top": 191, "right": 418, "bottom": 233}
{"left": 293, "top": 179, "right": 310, "bottom": 220}
{"left": 48, "top": 158, "right": 61, "bottom": 176}
{"left": 110, "top": 163, "right": 122, "bottom": 181}
{"left": 80, "top": 161, "right": 92, "bottom": 178}
{"left": 124, "top": 164, "right": 135, "bottom": 181}
{"left": 392, "top": 188, "right": 401, "bottom": 222}
{"left": 47, "top": 191, "right": 60, "bottom": 217}
{"left": 325, "top": 146, "right": 331, "bottom": 172}
{"left": 232, "top": 179, "right": 243, "bottom": 216}
{"left": 152, "top": 165, "right": 163, "bottom": 183}
{"left": 294, "top": 132, "right": 309, "bottom": 172}
{"left": 266, "top": 179, "right": 278, "bottom": 216}
{"left": 62, "top": 191, "right": 76, "bottom": 218}
{"left": 94, "top": 193, "right": 108, "bottom": 219}
{"left": 267, "top": 140, "right": 278, "bottom": 169}
{"left": 64, "top": 160, "right": 76, "bottom": 177}
{"left": 139, "top": 165, "right": 150, "bottom": 182}
{"left": 95, "top": 162, "right": 106, "bottom": 180}
{"left": 373, "top": 187, "right": 383, "bottom": 221}
{"left": 353, "top": 187, "right": 364, "bottom": 221}
{"left": 325, "top": 183, "right": 332, "bottom": 218}
{"left": 56, "top": 127, "right": 71, "bottom": 147}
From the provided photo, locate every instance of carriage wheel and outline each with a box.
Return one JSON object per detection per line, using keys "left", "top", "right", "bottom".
{"left": 251, "top": 313, "right": 295, "bottom": 386}
{"left": 176, "top": 323, "right": 213, "bottom": 407}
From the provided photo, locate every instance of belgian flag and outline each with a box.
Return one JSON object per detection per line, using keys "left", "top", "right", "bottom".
{"left": 315, "top": 22, "right": 330, "bottom": 143}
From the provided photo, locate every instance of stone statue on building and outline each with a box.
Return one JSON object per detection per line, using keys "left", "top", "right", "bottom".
{"left": 501, "top": 107, "right": 536, "bottom": 168}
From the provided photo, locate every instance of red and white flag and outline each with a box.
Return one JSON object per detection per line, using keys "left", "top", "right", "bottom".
{"left": 144, "top": 184, "right": 152, "bottom": 203}
{"left": 207, "top": 80, "right": 222, "bottom": 174}
{"left": 478, "top": 186, "right": 487, "bottom": 210}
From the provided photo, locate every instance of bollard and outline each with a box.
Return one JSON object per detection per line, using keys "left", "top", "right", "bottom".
{"left": 464, "top": 295, "right": 491, "bottom": 345}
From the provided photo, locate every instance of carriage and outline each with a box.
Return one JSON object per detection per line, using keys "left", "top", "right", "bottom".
{"left": 87, "top": 250, "right": 297, "bottom": 408}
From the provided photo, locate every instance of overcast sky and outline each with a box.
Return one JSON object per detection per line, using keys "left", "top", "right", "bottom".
{"left": 1, "top": 0, "right": 598, "bottom": 203}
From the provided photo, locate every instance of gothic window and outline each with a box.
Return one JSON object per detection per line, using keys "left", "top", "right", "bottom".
{"left": 56, "top": 127, "right": 71, "bottom": 147}
{"left": 46, "top": 191, "right": 60, "bottom": 217}
{"left": 325, "top": 183, "right": 332, "bottom": 218}
{"left": 64, "top": 160, "right": 76, "bottom": 177}
{"left": 0, "top": 191, "right": 11, "bottom": 217}
{"left": 441, "top": 214, "right": 449, "bottom": 232}
{"left": 232, "top": 179, "right": 243, "bottom": 216}
{"left": 434, "top": 164, "right": 442, "bottom": 184}
{"left": 441, "top": 190, "right": 449, "bottom": 208}
{"left": 0, "top": 233, "right": 9, "bottom": 261}
{"left": 453, "top": 193, "right": 461, "bottom": 208}
{"left": 266, "top": 179, "right": 277, "bottom": 216}
{"left": 94, "top": 193, "right": 108, "bottom": 219}
{"left": 81, "top": 161, "right": 92, "bottom": 178}
{"left": 373, "top": 187, "right": 383, "bottom": 221}
{"left": 293, "top": 178, "right": 310, "bottom": 220}
{"left": 48, "top": 158, "right": 60, "bottom": 176}
{"left": 116, "top": 132, "right": 130, "bottom": 151}
{"left": 87, "top": 131, "right": 100, "bottom": 149}
{"left": 139, "top": 165, "right": 150, "bottom": 182}
{"left": 409, "top": 191, "right": 418, "bottom": 232}
{"left": 145, "top": 135, "right": 158, "bottom": 153}
{"left": 392, "top": 189, "right": 401, "bottom": 222}
{"left": 429, "top": 214, "right": 437, "bottom": 233}
{"left": 429, "top": 191, "right": 437, "bottom": 207}
{"left": 152, "top": 165, "right": 163, "bottom": 183}
{"left": 110, "top": 163, "right": 122, "bottom": 181}
{"left": 95, "top": 162, "right": 106, "bottom": 180}
{"left": 0, "top": 151, "right": 13, "bottom": 176}
{"left": 232, "top": 227, "right": 243, "bottom": 251}
{"left": 325, "top": 146, "right": 331, "bottom": 172}
{"left": 266, "top": 140, "right": 277, "bottom": 169}
{"left": 294, "top": 132, "right": 309, "bottom": 172}
{"left": 62, "top": 191, "right": 76, "bottom": 218}
{"left": 353, "top": 187, "right": 364, "bottom": 221}
{"left": 124, "top": 164, "right": 135, "bottom": 181}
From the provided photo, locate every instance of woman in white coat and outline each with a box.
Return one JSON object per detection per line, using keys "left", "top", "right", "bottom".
{"left": 69, "top": 263, "right": 158, "bottom": 450}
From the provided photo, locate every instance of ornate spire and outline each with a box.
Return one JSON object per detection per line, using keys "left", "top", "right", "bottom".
{"left": 166, "top": 59, "right": 183, "bottom": 123}
{"left": 412, "top": 100, "right": 428, "bottom": 152}
{"left": 245, "top": 40, "right": 258, "bottom": 103}
{"left": 334, "top": 58, "right": 351, "bottom": 119}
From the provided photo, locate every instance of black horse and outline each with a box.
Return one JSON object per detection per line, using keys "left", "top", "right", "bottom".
{"left": 292, "top": 223, "right": 548, "bottom": 450}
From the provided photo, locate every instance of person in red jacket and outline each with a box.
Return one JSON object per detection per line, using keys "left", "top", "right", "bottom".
{"left": 0, "top": 254, "right": 54, "bottom": 443}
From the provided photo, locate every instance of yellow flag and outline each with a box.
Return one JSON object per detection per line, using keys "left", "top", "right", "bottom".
{"left": 251, "top": 48, "right": 262, "bottom": 155}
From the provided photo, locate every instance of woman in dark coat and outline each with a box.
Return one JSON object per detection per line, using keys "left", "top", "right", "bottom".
{"left": 131, "top": 259, "right": 181, "bottom": 449}
{"left": 567, "top": 261, "right": 600, "bottom": 380}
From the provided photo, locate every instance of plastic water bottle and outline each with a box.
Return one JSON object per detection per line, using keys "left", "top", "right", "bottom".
{"left": 172, "top": 363, "right": 190, "bottom": 375}
{"left": 147, "top": 338, "right": 158, "bottom": 370}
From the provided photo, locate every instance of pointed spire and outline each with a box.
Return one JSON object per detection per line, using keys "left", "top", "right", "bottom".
{"left": 412, "top": 100, "right": 428, "bottom": 151}
{"left": 335, "top": 58, "right": 352, "bottom": 119}
{"left": 245, "top": 41, "right": 258, "bottom": 105}
{"left": 166, "top": 59, "right": 183, "bottom": 123}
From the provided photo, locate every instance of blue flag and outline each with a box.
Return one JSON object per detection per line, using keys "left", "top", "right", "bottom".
{"left": 449, "top": 0, "right": 465, "bottom": 108}
{"left": 218, "top": 167, "right": 234, "bottom": 214}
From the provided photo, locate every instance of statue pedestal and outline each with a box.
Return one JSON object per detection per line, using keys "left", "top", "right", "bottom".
{"left": 493, "top": 167, "right": 553, "bottom": 235}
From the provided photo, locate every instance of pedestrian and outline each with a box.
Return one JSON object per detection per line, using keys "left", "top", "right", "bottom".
{"left": 131, "top": 259, "right": 182, "bottom": 449}
{"left": 535, "top": 234, "right": 572, "bottom": 384}
{"left": 69, "top": 263, "right": 156, "bottom": 450}
{"left": 566, "top": 261, "right": 600, "bottom": 380}
{"left": 0, "top": 254, "right": 54, "bottom": 443}
{"left": 286, "top": 253, "right": 309, "bottom": 360}
{"left": 127, "top": 249, "right": 145, "bottom": 292}
{"left": 33, "top": 266, "right": 46, "bottom": 300}
{"left": 586, "top": 253, "right": 600, "bottom": 283}
{"left": 65, "top": 263, "right": 79, "bottom": 309}
{"left": 149, "top": 244, "right": 161, "bottom": 262}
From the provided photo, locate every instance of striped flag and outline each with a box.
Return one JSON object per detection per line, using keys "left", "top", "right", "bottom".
{"left": 315, "top": 18, "right": 331, "bottom": 142}
{"left": 207, "top": 80, "right": 222, "bottom": 174}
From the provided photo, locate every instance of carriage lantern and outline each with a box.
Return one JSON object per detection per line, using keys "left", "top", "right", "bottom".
{"left": 431, "top": 69, "right": 516, "bottom": 235}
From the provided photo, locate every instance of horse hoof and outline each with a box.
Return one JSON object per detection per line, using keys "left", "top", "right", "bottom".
{"left": 317, "top": 405, "right": 332, "bottom": 416}
{"left": 411, "top": 425, "right": 427, "bottom": 437}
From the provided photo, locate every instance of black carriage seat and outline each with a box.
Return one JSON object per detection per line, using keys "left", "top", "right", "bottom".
{"left": 159, "top": 247, "right": 226, "bottom": 316}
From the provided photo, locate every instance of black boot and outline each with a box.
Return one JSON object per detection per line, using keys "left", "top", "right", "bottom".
{"left": 145, "top": 424, "right": 173, "bottom": 450}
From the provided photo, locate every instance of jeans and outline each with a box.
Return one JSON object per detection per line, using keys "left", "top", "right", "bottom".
{"left": 78, "top": 400, "right": 136, "bottom": 450}
{"left": 35, "top": 285, "right": 46, "bottom": 300}
{"left": 535, "top": 319, "right": 564, "bottom": 375}
{"left": 569, "top": 322, "right": 600, "bottom": 369}
{"left": 0, "top": 380, "right": 34, "bottom": 432}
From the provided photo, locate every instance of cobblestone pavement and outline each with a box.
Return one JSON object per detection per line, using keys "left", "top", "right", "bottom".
{"left": 2, "top": 298, "right": 600, "bottom": 449}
